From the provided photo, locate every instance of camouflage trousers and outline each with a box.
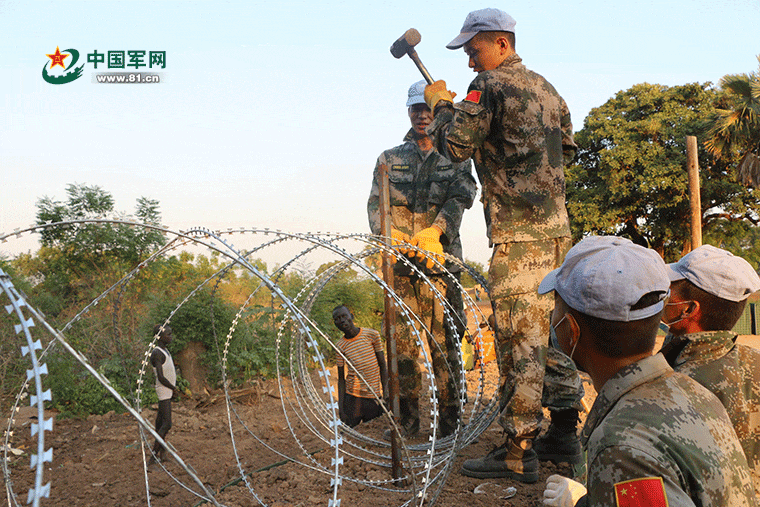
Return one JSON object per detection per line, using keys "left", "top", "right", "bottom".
{"left": 394, "top": 273, "right": 463, "bottom": 425}
{"left": 488, "top": 237, "right": 584, "bottom": 438}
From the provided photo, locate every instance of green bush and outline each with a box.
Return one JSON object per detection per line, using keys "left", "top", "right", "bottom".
{"left": 46, "top": 354, "right": 125, "bottom": 418}
{"left": 45, "top": 353, "right": 165, "bottom": 418}
{"left": 148, "top": 289, "right": 238, "bottom": 352}
{"left": 148, "top": 288, "right": 287, "bottom": 387}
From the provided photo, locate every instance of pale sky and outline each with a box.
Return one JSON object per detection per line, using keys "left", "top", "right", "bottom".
{"left": 2, "top": 0, "right": 759, "bottom": 267}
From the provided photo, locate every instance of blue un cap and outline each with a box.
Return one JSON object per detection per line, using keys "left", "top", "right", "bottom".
{"left": 667, "top": 245, "right": 760, "bottom": 302}
{"left": 538, "top": 236, "right": 670, "bottom": 322}
{"left": 447, "top": 8, "right": 517, "bottom": 50}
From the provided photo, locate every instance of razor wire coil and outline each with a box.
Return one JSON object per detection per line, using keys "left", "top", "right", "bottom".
{"left": 1, "top": 221, "right": 499, "bottom": 507}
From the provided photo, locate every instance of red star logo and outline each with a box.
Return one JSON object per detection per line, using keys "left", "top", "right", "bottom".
{"left": 46, "top": 47, "right": 69, "bottom": 70}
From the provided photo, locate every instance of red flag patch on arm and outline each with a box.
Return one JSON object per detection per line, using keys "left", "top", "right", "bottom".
{"left": 464, "top": 90, "right": 482, "bottom": 103}
{"left": 614, "top": 477, "right": 667, "bottom": 507}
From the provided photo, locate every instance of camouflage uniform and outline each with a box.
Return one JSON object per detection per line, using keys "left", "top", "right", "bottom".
{"left": 428, "top": 53, "right": 583, "bottom": 438}
{"left": 580, "top": 353, "right": 757, "bottom": 507}
{"left": 368, "top": 128, "right": 477, "bottom": 429}
{"left": 662, "top": 331, "right": 760, "bottom": 496}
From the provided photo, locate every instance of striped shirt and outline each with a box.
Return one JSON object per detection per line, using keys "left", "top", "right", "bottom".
{"left": 336, "top": 328, "right": 383, "bottom": 399}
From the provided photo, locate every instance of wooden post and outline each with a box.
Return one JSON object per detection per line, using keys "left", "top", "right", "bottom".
{"left": 686, "top": 136, "right": 702, "bottom": 250}
{"left": 378, "top": 163, "right": 403, "bottom": 482}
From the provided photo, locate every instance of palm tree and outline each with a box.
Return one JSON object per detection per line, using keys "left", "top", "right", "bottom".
{"left": 704, "top": 55, "right": 760, "bottom": 187}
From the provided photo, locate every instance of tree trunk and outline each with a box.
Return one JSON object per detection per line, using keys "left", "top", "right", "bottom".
{"left": 175, "top": 341, "right": 209, "bottom": 396}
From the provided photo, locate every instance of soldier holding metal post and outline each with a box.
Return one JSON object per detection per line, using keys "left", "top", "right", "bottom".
{"left": 368, "top": 80, "right": 477, "bottom": 439}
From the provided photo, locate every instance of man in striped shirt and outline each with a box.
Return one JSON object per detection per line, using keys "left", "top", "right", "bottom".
{"left": 333, "top": 305, "right": 388, "bottom": 427}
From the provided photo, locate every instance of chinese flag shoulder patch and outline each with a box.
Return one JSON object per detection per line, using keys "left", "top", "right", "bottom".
{"left": 464, "top": 90, "right": 482, "bottom": 103}
{"left": 614, "top": 477, "right": 668, "bottom": 507}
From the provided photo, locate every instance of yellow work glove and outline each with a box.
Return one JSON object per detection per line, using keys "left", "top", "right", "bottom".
{"left": 391, "top": 228, "right": 410, "bottom": 250}
{"left": 409, "top": 226, "right": 444, "bottom": 269}
{"left": 424, "top": 80, "right": 456, "bottom": 111}
{"left": 390, "top": 228, "right": 410, "bottom": 263}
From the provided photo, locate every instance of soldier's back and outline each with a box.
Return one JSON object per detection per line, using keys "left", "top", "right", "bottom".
{"left": 585, "top": 356, "right": 756, "bottom": 507}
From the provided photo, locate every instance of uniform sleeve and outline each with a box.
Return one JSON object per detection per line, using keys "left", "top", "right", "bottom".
{"left": 428, "top": 78, "right": 493, "bottom": 163}
{"left": 433, "top": 161, "right": 478, "bottom": 241}
{"left": 560, "top": 96, "right": 577, "bottom": 166}
{"left": 367, "top": 156, "right": 384, "bottom": 236}
{"left": 587, "top": 445, "right": 697, "bottom": 507}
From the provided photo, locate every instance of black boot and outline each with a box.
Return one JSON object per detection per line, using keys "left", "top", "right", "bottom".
{"left": 460, "top": 433, "right": 539, "bottom": 483}
{"left": 533, "top": 408, "right": 583, "bottom": 465}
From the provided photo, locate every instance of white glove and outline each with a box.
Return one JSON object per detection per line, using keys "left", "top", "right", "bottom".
{"left": 543, "top": 474, "right": 587, "bottom": 506}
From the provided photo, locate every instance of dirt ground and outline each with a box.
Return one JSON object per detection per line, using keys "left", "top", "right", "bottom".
{"left": 3, "top": 362, "right": 597, "bottom": 507}
{"left": 5, "top": 292, "right": 756, "bottom": 505}
{"left": 3, "top": 296, "right": 601, "bottom": 507}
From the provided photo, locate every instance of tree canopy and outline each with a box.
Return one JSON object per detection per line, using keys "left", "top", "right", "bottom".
{"left": 705, "top": 55, "right": 760, "bottom": 187}
{"left": 567, "top": 82, "right": 760, "bottom": 264}
{"left": 36, "top": 183, "right": 166, "bottom": 266}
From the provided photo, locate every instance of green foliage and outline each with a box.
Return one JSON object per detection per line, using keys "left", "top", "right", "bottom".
{"left": 149, "top": 289, "right": 235, "bottom": 352}
{"left": 224, "top": 307, "right": 284, "bottom": 380}
{"left": 568, "top": 82, "right": 760, "bottom": 262}
{"left": 0, "top": 260, "right": 42, "bottom": 414}
{"left": 0, "top": 320, "right": 28, "bottom": 415}
{"left": 460, "top": 259, "right": 487, "bottom": 288}
{"left": 17, "top": 184, "right": 167, "bottom": 327}
{"left": 36, "top": 183, "right": 166, "bottom": 267}
{"left": 145, "top": 267, "right": 290, "bottom": 385}
{"left": 704, "top": 55, "right": 760, "bottom": 186}
{"left": 46, "top": 353, "right": 133, "bottom": 418}
{"left": 703, "top": 220, "right": 760, "bottom": 269}
{"left": 44, "top": 350, "right": 196, "bottom": 418}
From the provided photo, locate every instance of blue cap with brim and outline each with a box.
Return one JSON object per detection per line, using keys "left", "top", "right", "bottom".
{"left": 406, "top": 80, "right": 427, "bottom": 107}
{"left": 667, "top": 244, "right": 760, "bottom": 302}
{"left": 447, "top": 8, "right": 516, "bottom": 50}
{"left": 538, "top": 236, "right": 670, "bottom": 322}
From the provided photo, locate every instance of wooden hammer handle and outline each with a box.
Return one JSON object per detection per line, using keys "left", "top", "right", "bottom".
{"left": 407, "top": 49, "right": 434, "bottom": 85}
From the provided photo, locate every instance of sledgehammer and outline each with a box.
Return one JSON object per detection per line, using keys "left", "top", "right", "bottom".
{"left": 390, "top": 28, "right": 434, "bottom": 85}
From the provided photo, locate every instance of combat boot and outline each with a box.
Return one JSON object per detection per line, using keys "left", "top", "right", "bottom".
{"left": 533, "top": 408, "right": 583, "bottom": 465}
{"left": 460, "top": 433, "right": 539, "bottom": 483}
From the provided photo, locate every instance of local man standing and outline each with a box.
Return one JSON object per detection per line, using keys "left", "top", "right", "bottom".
{"left": 150, "top": 324, "right": 179, "bottom": 464}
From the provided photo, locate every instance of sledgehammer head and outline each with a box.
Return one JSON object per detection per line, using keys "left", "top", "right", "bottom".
{"left": 390, "top": 28, "right": 421, "bottom": 58}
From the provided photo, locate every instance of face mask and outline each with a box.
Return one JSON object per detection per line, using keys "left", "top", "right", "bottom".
{"left": 661, "top": 301, "right": 693, "bottom": 328}
{"left": 550, "top": 314, "right": 567, "bottom": 350}
{"left": 569, "top": 334, "right": 579, "bottom": 362}
{"left": 552, "top": 313, "right": 584, "bottom": 372}
{"left": 660, "top": 315, "right": 683, "bottom": 328}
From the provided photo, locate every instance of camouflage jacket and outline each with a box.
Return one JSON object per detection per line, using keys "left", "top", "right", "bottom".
{"left": 662, "top": 331, "right": 760, "bottom": 496}
{"left": 580, "top": 353, "right": 757, "bottom": 507}
{"left": 427, "top": 53, "right": 576, "bottom": 245}
{"left": 367, "top": 129, "right": 477, "bottom": 275}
